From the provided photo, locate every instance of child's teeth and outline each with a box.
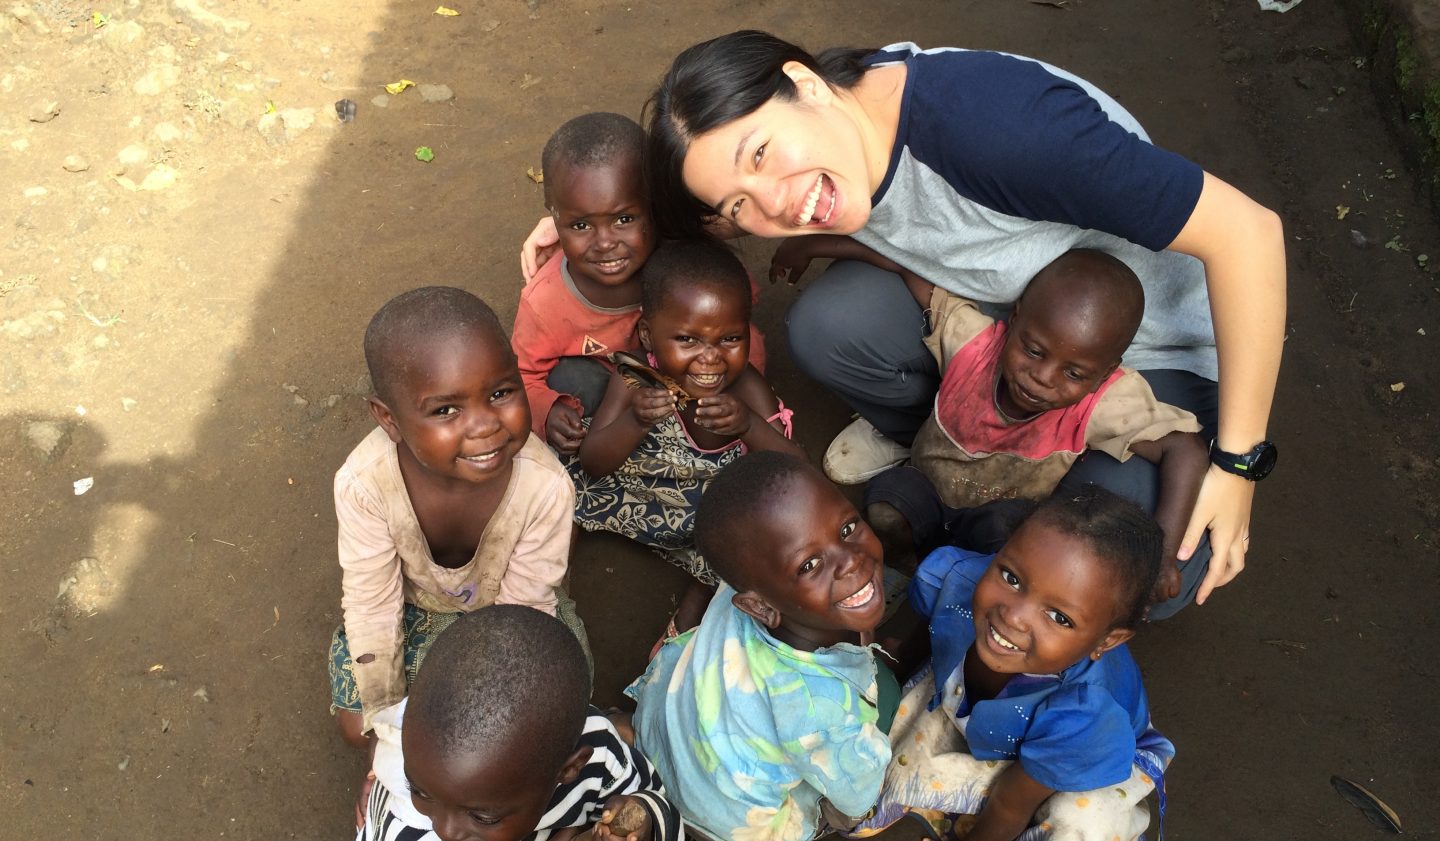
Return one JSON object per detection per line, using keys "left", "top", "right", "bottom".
{"left": 990, "top": 626, "right": 1019, "bottom": 651}
{"left": 839, "top": 581, "right": 874, "bottom": 608}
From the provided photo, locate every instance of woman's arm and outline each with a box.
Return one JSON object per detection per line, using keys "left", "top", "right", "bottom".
{"left": 578, "top": 372, "right": 675, "bottom": 478}
{"left": 966, "top": 763, "right": 1055, "bottom": 841}
{"left": 1166, "top": 171, "right": 1286, "bottom": 604}
{"left": 520, "top": 215, "right": 561, "bottom": 284}
{"left": 770, "top": 236, "right": 934, "bottom": 306}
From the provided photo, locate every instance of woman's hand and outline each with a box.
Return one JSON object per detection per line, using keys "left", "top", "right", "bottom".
{"left": 1180, "top": 466, "right": 1255, "bottom": 604}
{"left": 521, "top": 215, "right": 561, "bottom": 283}
{"left": 629, "top": 387, "right": 676, "bottom": 427}
{"left": 693, "top": 394, "right": 753, "bottom": 436}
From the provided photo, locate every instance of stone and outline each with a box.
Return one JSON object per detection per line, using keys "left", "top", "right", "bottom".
{"left": 117, "top": 144, "right": 149, "bottom": 168}
{"left": 23, "top": 186, "right": 46, "bottom": 198}
{"left": 132, "top": 64, "right": 180, "bottom": 96}
{"left": 24, "top": 420, "right": 70, "bottom": 461}
{"left": 151, "top": 122, "right": 183, "bottom": 144}
{"left": 100, "top": 19, "right": 145, "bottom": 53}
{"left": 92, "top": 256, "right": 107, "bottom": 272}
{"left": 418, "top": 83, "right": 453, "bottom": 102}
{"left": 370, "top": 94, "right": 388, "bottom": 109}
{"left": 279, "top": 107, "right": 315, "bottom": 140}
{"left": 170, "top": 0, "right": 250, "bottom": 34}
{"left": 63, "top": 154, "right": 90, "bottom": 172}
{"left": 10, "top": 138, "right": 29, "bottom": 152}
{"left": 28, "top": 98, "right": 60, "bottom": 123}
{"left": 9, "top": 5, "right": 51, "bottom": 35}
{"left": 256, "top": 111, "right": 284, "bottom": 145}
{"left": 137, "top": 165, "right": 176, "bottom": 191}
{"left": 217, "top": 98, "right": 253, "bottom": 129}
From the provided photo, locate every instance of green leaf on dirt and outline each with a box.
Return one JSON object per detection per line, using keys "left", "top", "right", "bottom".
{"left": 415, "top": 146, "right": 435, "bottom": 163}
{"left": 92, "top": 11, "right": 108, "bottom": 28}
{"left": 1384, "top": 235, "right": 1409, "bottom": 253}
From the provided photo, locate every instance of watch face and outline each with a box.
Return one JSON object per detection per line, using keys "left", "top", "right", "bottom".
{"left": 1250, "top": 442, "right": 1278, "bottom": 480}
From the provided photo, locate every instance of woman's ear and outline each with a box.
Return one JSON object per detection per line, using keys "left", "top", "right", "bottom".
{"left": 1089, "top": 627, "right": 1135, "bottom": 661}
{"left": 733, "top": 590, "right": 781, "bottom": 629}
{"left": 782, "top": 60, "right": 833, "bottom": 105}
{"left": 368, "top": 396, "right": 403, "bottom": 443}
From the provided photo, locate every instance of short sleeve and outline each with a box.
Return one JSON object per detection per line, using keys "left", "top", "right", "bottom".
{"left": 1018, "top": 685, "right": 1136, "bottom": 791}
{"left": 922, "top": 287, "right": 994, "bottom": 367}
{"left": 1085, "top": 370, "right": 1202, "bottom": 462}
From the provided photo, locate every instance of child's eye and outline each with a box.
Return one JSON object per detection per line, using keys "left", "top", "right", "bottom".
{"left": 722, "top": 334, "right": 744, "bottom": 345}
{"left": 753, "top": 142, "right": 767, "bottom": 168}
{"left": 490, "top": 387, "right": 515, "bottom": 402}
{"left": 433, "top": 405, "right": 459, "bottom": 417}
{"left": 468, "top": 812, "right": 502, "bottom": 826}
{"left": 675, "top": 336, "right": 696, "bottom": 346}
{"left": 840, "top": 521, "right": 856, "bottom": 539}
{"left": 798, "top": 557, "right": 820, "bottom": 574}
{"left": 617, "top": 214, "right": 636, "bottom": 225}
{"left": 569, "top": 221, "right": 591, "bottom": 231}
{"left": 999, "top": 568, "right": 1020, "bottom": 589}
{"left": 1045, "top": 609, "right": 1074, "bottom": 628}
{"left": 1064, "top": 370, "right": 1083, "bottom": 382}
{"left": 1024, "top": 346, "right": 1041, "bottom": 359}
{"left": 407, "top": 782, "right": 431, "bottom": 802}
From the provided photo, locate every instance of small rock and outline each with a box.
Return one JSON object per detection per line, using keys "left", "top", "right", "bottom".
{"left": 170, "top": 0, "right": 251, "bottom": 34}
{"left": 100, "top": 19, "right": 146, "bottom": 53}
{"left": 92, "top": 256, "right": 108, "bottom": 272}
{"left": 370, "top": 93, "right": 389, "bottom": 109}
{"left": 1219, "top": 46, "right": 1250, "bottom": 64}
{"left": 418, "top": 83, "right": 453, "bottom": 103}
{"left": 24, "top": 420, "right": 71, "bottom": 461}
{"left": 63, "top": 154, "right": 90, "bottom": 173}
{"left": 10, "top": 5, "right": 51, "bottom": 35}
{"left": 192, "top": 686, "right": 210, "bottom": 703}
{"left": 1349, "top": 229, "right": 1371, "bottom": 249}
{"left": 28, "top": 99, "right": 61, "bottom": 123}
{"left": 121, "top": 397, "right": 137, "bottom": 411}
{"left": 326, "top": 394, "right": 341, "bottom": 408}
{"left": 117, "top": 144, "right": 149, "bottom": 168}
{"left": 132, "top": 64, "right": 180, "bottom": 96}
{"left": 23, "top": 186, "right": 47, "bottom": 198}
{"left": 293, "top": 395, "right": 309, "bottom": 406}
{"left": 279, "top": 107, "right": 315, "bottom": 140}
{"left": 117, "top": 756, "right": 130, "bottom": 772}
{"left": 137, "top": 165, "right": 177, "bottom": 191}
{"left": 217, "top": 98, "right": 253, "bottom": 130}
{"left": 151, "top": 122, "right": 183, "bottom": 144}
{"left": 479, "top": 19, "right": 500, "bottom": 31}
{"left": 11, "top": 138, "right": 30, "bottom": 152}
{"left": 256, "top": 112, "right": 284, "bottom": 145}
{"left": 93, "top": 334, "right": 110, "bottom": 349}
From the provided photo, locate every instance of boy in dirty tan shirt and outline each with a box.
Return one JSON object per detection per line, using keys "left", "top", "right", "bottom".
{"left": 326, "top": 287, "right": 586, "bottom": 760}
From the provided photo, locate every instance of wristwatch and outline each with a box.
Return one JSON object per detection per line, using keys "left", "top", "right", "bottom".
{"left": 1208, "top": 439, "right": 1278, "bottom": 481}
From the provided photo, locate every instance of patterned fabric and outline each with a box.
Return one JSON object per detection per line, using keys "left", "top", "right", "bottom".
{"left": 330, "top": 593, "right": 592, "bottom": 713}
{"left": 626, "top": 585, "right": 890, "bottom": 841}
{"left": 360, "top": 706, "right": 683, "bottom": 841}
{"left": 567, "top": 405, "right": 792, "bottom": 585}
{"left": 850, "top": 672, "right": 1165, "bottom": 841}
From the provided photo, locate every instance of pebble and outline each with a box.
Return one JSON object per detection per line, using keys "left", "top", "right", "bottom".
{"left": 23, "top": 420, "right": 71, "bottom": 461}
{"left": 170, "top": 0, "right": 251, "bottom": 35}
{"left": 28, "top": 98, "right": 61, "bottom": 123}
{"left": 121, "top": 397, "right": 138, "bottom": 411}
{"left": 418, "top": 83, "right": 453, "bottom": 103}
{"left": 370, "top": 94, "right": 389, "bottom": 109}
{"left": 117, "top": 144, "right": 149, "bottom": 168}
{"left": 132, "top": 64, "right": 180, "bottom": 96}
{"left": 137, "top": 165, "right": 177, "bottom": 191}
{"left": 151, "top": 122, "right": 183, "bottom": 144}
{"left": 280, "top": 107, "right": 315, "bottom": 138}
{"left": 23, "top": 186, "right": 47, "bottom": 198}
{"left": 100, "top": 19, "right": 146, "bottom": 53}
{"left": 11, "top": 138, "right": 30, "bottom": 152}
{"left": 63, "top": 155, "right": 91, "bottom": 173}
{"left": 92, "top": 256, "right": 108, "bottom": 272}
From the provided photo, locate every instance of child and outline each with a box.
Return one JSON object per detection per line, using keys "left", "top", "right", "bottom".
{"left": 329, "top": 287, "right": 587, "bottom": 750}
{"left": 854, "top": 487, "right": 1174, "bottom": 841}
{"left": 626, "top": 452, "right": 895, "bottom": 841}
{"left": 569, "top": 239, "right": 800, "bottom": 635}
{"left": 866, "top": 248, "right": 1208, "bottom": 607}
{"left": 513, "top": 112, "right": 765, "bottom": 456}
{"left": 361, "top": 605, "right": 683, "bottom": 841}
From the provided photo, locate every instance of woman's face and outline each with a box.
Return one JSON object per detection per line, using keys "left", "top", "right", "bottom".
{"left": 680, "top": 76, "right": 875, "bottom": 238}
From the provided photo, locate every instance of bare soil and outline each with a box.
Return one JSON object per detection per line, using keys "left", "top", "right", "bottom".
{"left": 2, "top": 1, "right": 1436, "bottom": 838}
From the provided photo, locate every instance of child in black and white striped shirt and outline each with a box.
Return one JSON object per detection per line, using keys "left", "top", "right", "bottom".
{"left": 358, "top": 606, "right": 681, "bottom": 841}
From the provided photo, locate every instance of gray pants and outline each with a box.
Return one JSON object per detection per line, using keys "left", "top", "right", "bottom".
{"left": 547, "top": 356, "right": 611, "bottom": 418}
{"left": 786, "top": 260, "right": 1217, "bottom": 620}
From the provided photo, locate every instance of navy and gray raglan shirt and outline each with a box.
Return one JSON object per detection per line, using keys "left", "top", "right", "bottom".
{"left": 857, "top": 44, "right": 1217, "bottom": 380}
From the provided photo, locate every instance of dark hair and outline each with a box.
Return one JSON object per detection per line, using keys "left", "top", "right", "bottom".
{"left": 1021, "top": 485, "right": 1162, "bottom": 629}
{"left": 639, "top": 238, "right": 752, "bottom": 320}
{"left": 541, "top": 112, "right": 646, "bottom": 206}
{"left": 364, "top": 286, "right": 511, "bottom": 403}
{"left": 646, "top": 30, "right": 874, "bottom": 240}
{"left": 695, "top": 451, "right": 818, "bottom": 590}
{"left": 407, "top": 605, "right": 589, "bottom": 778}
{"left": 1022, "top": 248, "right": 1146, "bottom": 352}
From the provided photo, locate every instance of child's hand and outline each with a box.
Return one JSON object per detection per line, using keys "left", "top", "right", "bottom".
{"left": 594, "top": 795, "right": 653, "bottom": 841}
{"left": 521, "top": 215, "right": 560, "bottom": 284}
{"left": 353, "top": 769, "right": 375, "bottom": 829}
{"left": 768, "top": 237, "right": 820, "bottom": 285}
{"left": 1150, "top": 559, "right": 1182, "bottom": 606}
{"left": 693, "top": 394, "right": 752, "bottom": 436}
{"left": 629, "top": 387, "right": 676, "bottom": 427}
{"left": 546, "top": 403, "right": 587, "bottom": 455}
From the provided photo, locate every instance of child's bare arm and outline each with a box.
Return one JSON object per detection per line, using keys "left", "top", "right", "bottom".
{"left": 966, "top": 763, "right": 1055, "bottom": 841}
{"left": 1128, "top": 430, "right": 1209, "bottom": 602}
{"left": 578, "top": 372, "right": 675, "bottom": 477}
{"left": 692, "top": 367, "right": 802, "bottom": 457}
{"left": 770, "top": 236, "right": 933, "bottom": 305}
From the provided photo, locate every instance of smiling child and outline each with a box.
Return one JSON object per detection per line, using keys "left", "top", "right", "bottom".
{"left": 513, "top": 113, "right": 765, "bottom": 456}
{"left": 626, "top": 452, "right": 895, "bottom": 841}
{"left": 568, "top": 239, "right": 800, "bottom": 636}
{"left": 865, "top": 249, "right": 1209, "bottom": 611}
{"left": 854, "top": 486, "right": 1174, "bottom": 841}
{"left": 361, "top": 605, "right": 681, "bottom": 841}
{"left": 329, "top": 288, "right": 588, "bottom": 760}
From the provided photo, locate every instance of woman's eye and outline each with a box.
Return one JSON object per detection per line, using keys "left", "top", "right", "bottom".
{"left": 730, "top": 198, "right": 744, "bottom": 220}
{"left": 1045, "top": 609, "right": 1074, "bottom": 628}
{"left": 798, "top": 557, "right": 819, "bottom": 574}
{"left": 753, "top": 142, "right": 767, "bottom": 168}
{"left": 840, "top": 521, "right": 856, "bottom": 539}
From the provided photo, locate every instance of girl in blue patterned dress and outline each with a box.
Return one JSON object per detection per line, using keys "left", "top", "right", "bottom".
{"left": 855, "top": 486, "right": 1175, "bottom": 841}
{"left": 567, "top": 239, "right": 800, "bottom": 635}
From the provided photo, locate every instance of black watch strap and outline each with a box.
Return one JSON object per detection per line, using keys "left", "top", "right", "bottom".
{"left": 1209, "top": 439, "right": 1278, "bottom": 481}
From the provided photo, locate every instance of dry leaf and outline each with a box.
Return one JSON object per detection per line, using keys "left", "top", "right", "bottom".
{"left": 434, "top": 5, "right": 460, "bottom": 15}
{"left": 1335, "top": 204, "right": 1350, "bottom": 220}
{"left": 526, "top": 166, "right": 543, "bottom": 183}
{"left": 1389, "top": 382, "right": 1405, "bottom": 393}
{"left": 1330, "top": 776, "right": 1402, "bottom": 833}
{"left": 385, "top": 79, "right": 415, "bottom": 95}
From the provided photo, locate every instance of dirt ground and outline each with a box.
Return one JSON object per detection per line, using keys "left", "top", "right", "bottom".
{"left": 2, "top": 0, "right": 1437, "bottom": 838}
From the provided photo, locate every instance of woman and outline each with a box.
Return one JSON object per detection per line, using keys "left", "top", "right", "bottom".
{"left": 523, "top": 31, "right": 1284, "bottom": 616}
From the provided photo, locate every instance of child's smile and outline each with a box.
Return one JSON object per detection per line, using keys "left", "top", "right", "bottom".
{"left": 547, "top": 156, "right": 655, "bottom": 306}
